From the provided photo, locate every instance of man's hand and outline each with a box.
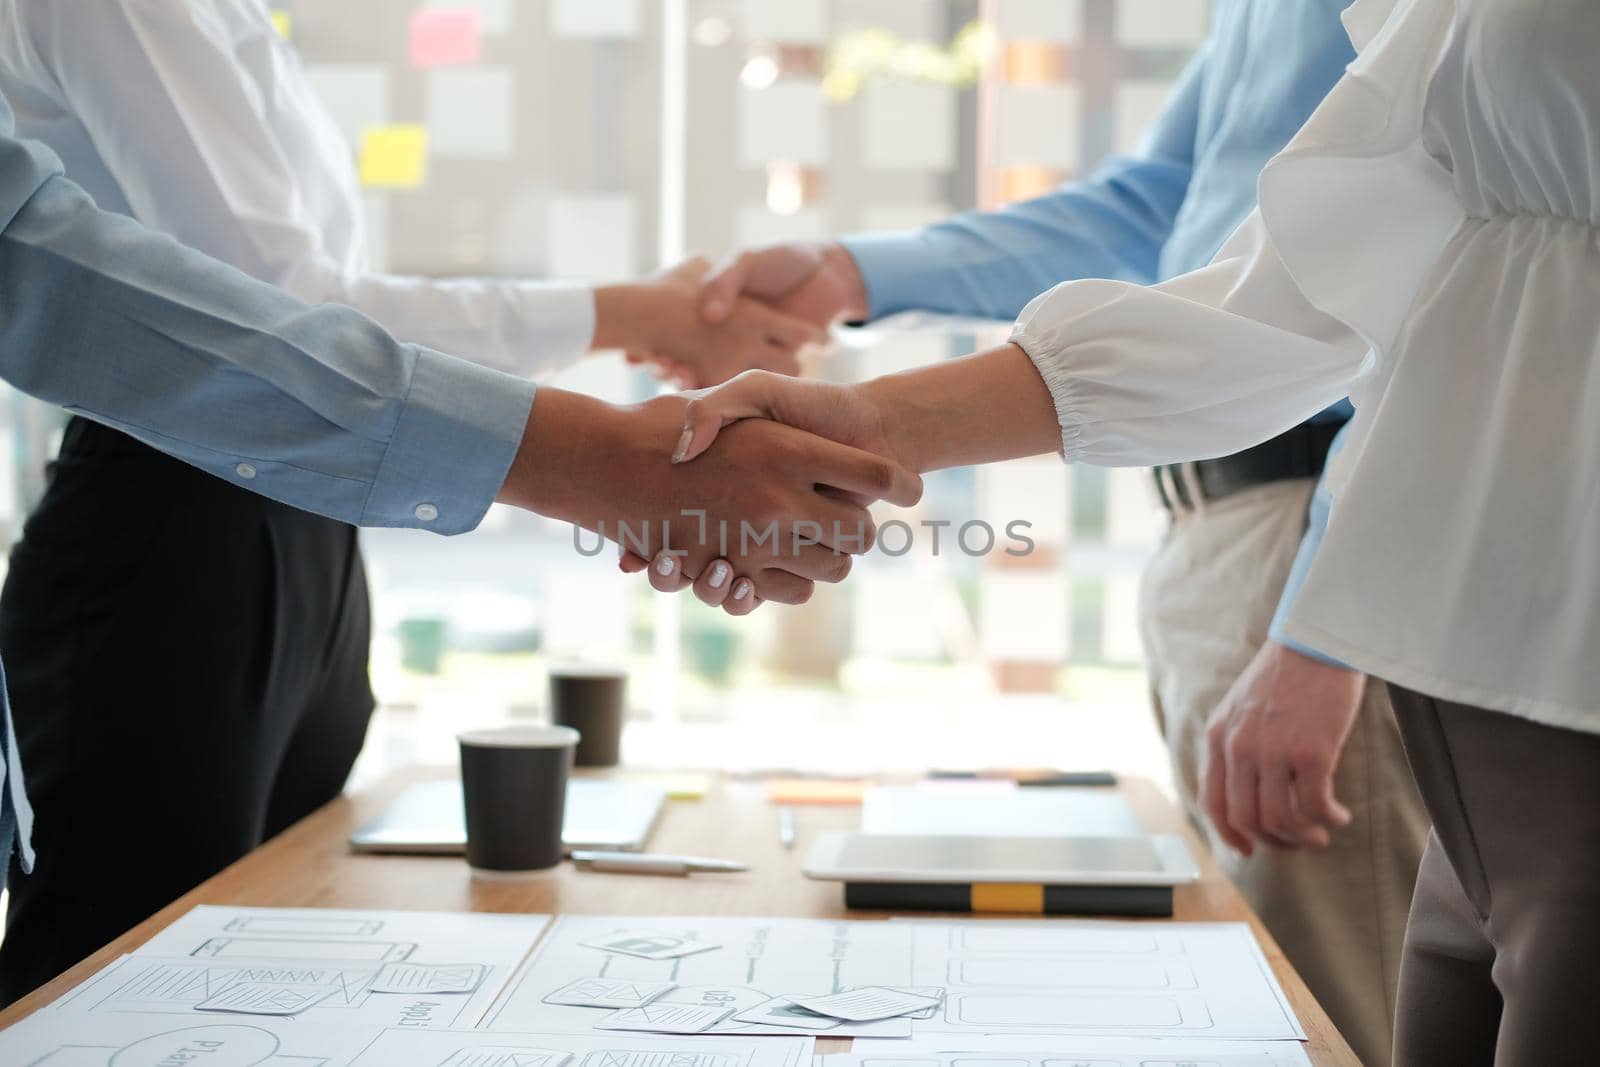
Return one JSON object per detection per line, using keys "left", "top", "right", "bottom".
{"left": 595, "top": 257, "right": 826, "bottom": 388}
{"left": 498, "top": 387, "right": 922, "bottom": 609}
{"left": 699, "top": 242, "right": 869, "bottom": 330}
{"left": 673, "top": 370, "right": 902, "bottom": 469}
{"left": 1201, "top": 640, "right": 1366, "bottom": 856}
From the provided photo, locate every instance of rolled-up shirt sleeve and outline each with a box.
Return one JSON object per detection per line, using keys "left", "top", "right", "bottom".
{"left": 0, "top": 126, "right": 533, "bottom": 535}
{"left": 1008, "top": 208, "right": 1369, "bottom": 467}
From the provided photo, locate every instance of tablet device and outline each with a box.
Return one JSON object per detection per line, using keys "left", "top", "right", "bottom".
{"left": 802, "top": 832, "right": 1199, "bottom": 886}
{"left": 349, "top": 778, "right": 665, "bottom": 855}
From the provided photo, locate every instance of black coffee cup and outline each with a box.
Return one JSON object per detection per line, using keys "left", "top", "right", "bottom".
{"left": 457, "top": 725, "right": 578, "bottom": 877}
{"left": 548, "top": 665, "right": 627, "bottom": 768}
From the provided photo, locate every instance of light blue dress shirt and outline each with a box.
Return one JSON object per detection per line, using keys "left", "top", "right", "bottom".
{"left": 0, "top": 93, "right": 538, "bottom": 885}
{"left": 842, "top": 0, "right": 1356, "bottom": 667}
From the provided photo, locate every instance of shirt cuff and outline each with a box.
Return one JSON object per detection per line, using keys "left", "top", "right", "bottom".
{"left": 361, "top": 345, "right": 537, "bottom": 534}
{"left": 1268, "top": 448, "right": 1354, "bottom": 671}
{"left": 838, "top": 231, "right": 933, "bottom": 322}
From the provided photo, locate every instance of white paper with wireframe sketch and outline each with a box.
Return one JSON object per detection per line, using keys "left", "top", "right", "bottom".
{"left": 895, "top": 919, "right": 1306, "bottom": 1041}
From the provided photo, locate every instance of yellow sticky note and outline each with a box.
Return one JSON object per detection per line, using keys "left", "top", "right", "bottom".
{"left": 270, "top": 10, "right": 292, "bottom": 40}
{"left": 359, "top": 126, "right": 428, "bottom": 189}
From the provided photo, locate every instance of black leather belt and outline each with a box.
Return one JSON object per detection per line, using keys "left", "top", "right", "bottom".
{"left": 1152, "top": 420, "right": 1345, "bottom": 511}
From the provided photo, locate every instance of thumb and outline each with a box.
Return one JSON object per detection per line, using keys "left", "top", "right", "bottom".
{"left": 672, "top": 374, "right": 780, "bottom": 464}
{"left": 699, "top": 252, "right": 752, "bottom": 324}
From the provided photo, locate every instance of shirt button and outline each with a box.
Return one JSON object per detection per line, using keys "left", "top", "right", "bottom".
{"left": 414, "top": 503, "right": 439, "bottom": 522}
{"left": 235, "top": 463, "right": 257, "bottom": 479}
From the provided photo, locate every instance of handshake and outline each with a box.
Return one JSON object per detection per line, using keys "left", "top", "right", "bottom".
{"left": 501, "top": 242, "right": 936, "bottom": 615}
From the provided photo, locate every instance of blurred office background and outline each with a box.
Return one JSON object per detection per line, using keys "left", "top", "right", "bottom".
{"left": 0, "top": 0, "right": 1207, "bottom": 786}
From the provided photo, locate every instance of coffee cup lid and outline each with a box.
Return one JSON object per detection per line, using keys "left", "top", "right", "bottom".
{"left": 457, "top": 724, "right": 580, "bottom": 749}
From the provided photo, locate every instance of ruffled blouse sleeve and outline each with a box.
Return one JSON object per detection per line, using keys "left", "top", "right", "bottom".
{"left": 1009, "top": 0, "right": 1464, "bottom": 469}
{"left": 1009, "top": 208, "right": 1369, "bottom": 466}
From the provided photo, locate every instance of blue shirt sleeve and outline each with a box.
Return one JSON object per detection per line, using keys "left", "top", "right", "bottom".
{"left": 1269, "top": 422, "right": 1355, "bottom": 670}
{"left": 840, "top": 38, "right": 1210, "bottom": 321}
{"left": 0, "top": 119, "right": 534, "bottom": 537}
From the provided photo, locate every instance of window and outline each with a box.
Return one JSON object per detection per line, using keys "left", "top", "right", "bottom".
{"left": 0, "top": 0, "right": 1208, "bottom": 785}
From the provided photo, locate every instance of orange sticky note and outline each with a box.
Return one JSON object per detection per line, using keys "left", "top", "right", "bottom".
{"left": 765, "top": 779, "right": 870, "bottom": 806}
{"left": 359, "top": 126, "right": 428, "bottom": 189}
{"left": 410, "top": 8, "right": 482, "bottom": 67}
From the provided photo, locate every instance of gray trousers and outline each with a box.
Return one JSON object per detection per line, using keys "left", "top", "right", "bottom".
{"left": 1389, "top": 686, "right": 1600, "bottom": 1066}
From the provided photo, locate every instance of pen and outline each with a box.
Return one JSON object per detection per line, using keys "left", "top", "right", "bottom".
{"left": 570, "top": 851, "right": 749, "bottom": 876}
{"left": 778, "top": 806, "right": 796, "bottom": 849}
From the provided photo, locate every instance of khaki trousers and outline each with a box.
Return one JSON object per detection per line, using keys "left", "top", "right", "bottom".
{"left": 1139, "top": 477, "right": 1429, "bottom": 1067}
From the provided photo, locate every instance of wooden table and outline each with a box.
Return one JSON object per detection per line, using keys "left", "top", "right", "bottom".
{"left": 0, "top": 769, "right": 1358, "bottom": 1062}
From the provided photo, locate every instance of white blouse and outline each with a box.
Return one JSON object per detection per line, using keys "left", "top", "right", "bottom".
{"left": 0, "top": 0, "right": 595, "bottom": 378}
{"left": 1012, "top": 0, "right": 1600, "bottom": 731}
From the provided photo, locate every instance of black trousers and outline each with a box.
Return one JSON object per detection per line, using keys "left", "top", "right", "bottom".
{"left": 0, "top": 418, "right": 375, "bottom": 1004}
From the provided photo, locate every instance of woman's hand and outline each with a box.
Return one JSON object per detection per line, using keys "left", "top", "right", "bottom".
{"left": 618, "top": 369, "right": 911, "bottom": 613}
{"left": 671, "top": 370, "right": 902, "bottom": 469}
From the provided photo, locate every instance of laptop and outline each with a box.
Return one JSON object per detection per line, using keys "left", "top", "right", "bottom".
{"left": 348, "top": 778, "right": 666, "bottom": 855}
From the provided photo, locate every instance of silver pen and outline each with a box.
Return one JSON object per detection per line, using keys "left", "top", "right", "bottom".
{"left": 777, "top": 806, "right": 796, "bottom": 849}
{"left": 570, "top": 850, "right": 749, "bottom": 876}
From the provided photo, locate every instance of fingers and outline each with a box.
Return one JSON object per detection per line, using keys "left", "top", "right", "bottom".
{"left": 797, "top": 436, "right": 923, "bottom": 508}
{"left": 1292, "top": 753, "right": 1353, "bottom": 839}
{"left": 1257, "top": 756, "right": 1314, "bottom": 850}
{"left": 1203, "top": 721, "right": 1253, "bottom": 856}
{"left": 721, "top": 576, "right": 760, "bottom": 616}
{"left": 749, "top": 300, "right": 829, "bottom": 353}
{"left": 645, "top": 549, "right": 695, "bottom": 594}
{"left": 776, "top": 544, "right": 854, "bottom": 582}
{"left": 692, "top": 558, "right": 736, "bottom": 607}
{"left": 618, "top": 548, "right": 649, "bottom": 574}
{"left": 1221, "top": 724, "right": 1261, "bottom": 860}
{"left": 749, "top": 569, "right": 814, "bottom": 605}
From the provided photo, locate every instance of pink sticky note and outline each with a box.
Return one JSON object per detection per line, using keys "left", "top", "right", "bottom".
{"left": 409, "top": 8, "right": 482, "bottom": 68}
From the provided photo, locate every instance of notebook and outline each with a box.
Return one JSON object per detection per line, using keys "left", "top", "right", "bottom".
{"left": 348, "top": 778, "right": 666, "bottom": 855}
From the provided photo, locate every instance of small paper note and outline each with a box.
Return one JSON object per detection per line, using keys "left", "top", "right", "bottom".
{"left": 592, "top": 1002, "right": 732, "bottom": 1034}
{"left": 580, "top": 931, "right": 720, "bottom": 961}
{"left": 551, "top": 0, "right": 640, "bottom": 39}
{"left": 370, "top": 961, "right": 487, "bottom": 994}
{"left": 544, "top": 976, "right": 676, "bottom": 1009}
{"left": 885, "top": 985, "right": 946, "bottom": 1020}
{"left": 269, "top": 9, "right": 292, "bottom": 40}
{"left": 732, "top": 994, "right": 843, "bottom": 1031}
{"left": 764, "top": 779, "right": 869, "bottom": 806}
{"left": 621, "top": 771, "right": 713, "bottom": 800}
{"left": 359, "top": 126, "right": 428, "bottom": 189}
{"left": 788, "top": 985, "right": 941, "bottom": 1022}
{"left": 410, "top": 8, "right": 482, "bottom": 67}
{"left": 195, "top": 982, "right": 334, "bottom": 1016}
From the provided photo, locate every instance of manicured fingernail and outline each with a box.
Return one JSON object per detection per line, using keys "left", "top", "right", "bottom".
{"left": 654, "top": 552, "right": 676, "bottom": 577}
{"left": 732, "top": 578, "right": 753, "bottom": 601}
{"left": 708, "top": 561, "right": 730, "bottom": 588}
{"left": 672, "top": 426, "right": 693, "bottom": 464}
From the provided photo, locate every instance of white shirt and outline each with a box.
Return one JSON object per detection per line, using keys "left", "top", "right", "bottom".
{"left": 0, "top": 0, "right": 596, "bottom": 377}
{"left": 1011, "top": 0, "right": 1600, "bottom": 731}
